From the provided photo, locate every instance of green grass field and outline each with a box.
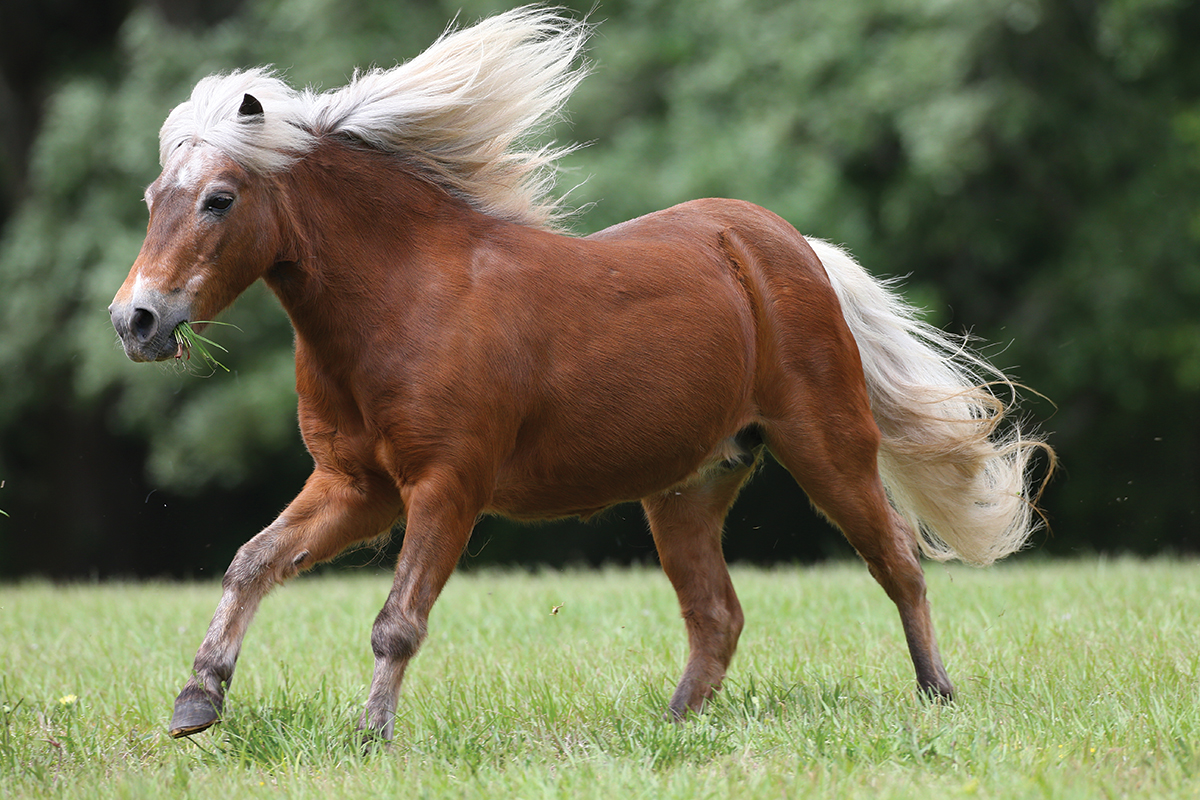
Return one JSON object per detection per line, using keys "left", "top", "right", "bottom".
{"left": 2, "top": 559, "right": 1198, "bottom": 798}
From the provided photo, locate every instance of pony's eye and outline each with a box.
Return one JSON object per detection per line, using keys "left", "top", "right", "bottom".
{"left": 205, "top": 194, "right": 234, "bottom": 215}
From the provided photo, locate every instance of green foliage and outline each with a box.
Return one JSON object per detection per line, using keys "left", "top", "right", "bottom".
{"left": 2, "top": 562, "right": 1200, "bottom": 797}
{"left": 1, "top": 0, "right": 1199, "bottom": 565}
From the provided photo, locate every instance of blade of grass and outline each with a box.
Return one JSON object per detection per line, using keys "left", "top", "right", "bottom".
{"left": 174, "top": 320, "right": 239, "bottom": 373}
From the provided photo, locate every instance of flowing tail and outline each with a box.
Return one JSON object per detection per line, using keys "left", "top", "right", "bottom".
{"left": 809, "top": 239, "right": 1054, "bottom": 566}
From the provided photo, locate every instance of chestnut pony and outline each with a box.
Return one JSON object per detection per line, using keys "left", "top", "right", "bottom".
{"left": 110, "top": 8, "right": 1052, "bottom": 741}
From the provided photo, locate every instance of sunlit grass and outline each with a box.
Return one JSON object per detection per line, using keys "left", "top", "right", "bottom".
{"left": 2, "top": 560, "right": 1199, "bottom": 798}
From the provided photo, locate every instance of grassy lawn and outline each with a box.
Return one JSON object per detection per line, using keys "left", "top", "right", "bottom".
{"left": 2, "top": 559, "right": 1198, "bottom": 798}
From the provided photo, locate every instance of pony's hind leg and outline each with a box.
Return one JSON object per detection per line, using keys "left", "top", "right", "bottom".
{"left": 763, "top": 388, "right": 954, "bottom": 699}
{"left": 168, "top": 470, "right": 401, "bottom": 737}
{"left": 642, "top": 462, "right": 753, "bottom": 719}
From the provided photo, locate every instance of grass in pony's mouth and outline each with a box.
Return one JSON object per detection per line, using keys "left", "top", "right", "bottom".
{"left": 173, "top": 320, "right": 238, "bottom": 373}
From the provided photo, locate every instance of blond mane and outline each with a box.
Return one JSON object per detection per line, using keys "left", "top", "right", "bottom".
{"left": 158, "top": 7, "right": 591, "bottom": 229}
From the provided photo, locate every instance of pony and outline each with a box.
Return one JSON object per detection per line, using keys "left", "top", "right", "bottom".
{"left": 109, "top": 7, "right": 1053, "bottom": 741}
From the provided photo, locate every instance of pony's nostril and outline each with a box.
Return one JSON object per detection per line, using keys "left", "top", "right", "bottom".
{"left": 131, "top": 307, "right": 159, "bottom": 343}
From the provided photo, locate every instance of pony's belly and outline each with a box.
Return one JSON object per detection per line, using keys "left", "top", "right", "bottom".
{"left": 487, "top": 456, "right": 687, "bottom": 518}
{"left": 486, "top": 427, "right": 758, "bottom": 519}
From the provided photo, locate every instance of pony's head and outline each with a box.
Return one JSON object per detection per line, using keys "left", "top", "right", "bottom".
{"left": 110, "top": 83, "right": 306, "bottom": 362}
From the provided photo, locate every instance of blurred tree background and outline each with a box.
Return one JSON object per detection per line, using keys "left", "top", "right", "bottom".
{"left": 1, "top": 0, "right": 1198, "bottom": 578}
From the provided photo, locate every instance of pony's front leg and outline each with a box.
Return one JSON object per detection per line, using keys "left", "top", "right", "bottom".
{"left": 360, "top": 477, "right": 480, "bottom": 741}
{"left": 168, "top": 470, "right": 400, "bottom": 738}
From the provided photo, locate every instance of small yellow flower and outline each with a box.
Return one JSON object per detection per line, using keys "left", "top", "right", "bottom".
{"left": 58, "top": 694, "right": 77, "bottom": 706}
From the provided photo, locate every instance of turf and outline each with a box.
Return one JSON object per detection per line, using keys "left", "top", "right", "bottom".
{"left": 2, "top": 559, "right": 1198, "bottom": 798}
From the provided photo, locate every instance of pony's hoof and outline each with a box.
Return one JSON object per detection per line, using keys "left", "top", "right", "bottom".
{"left": 919, "top": 681, "right": 956, "bottom": 704}
{"left": 168, "top": 691, "right": 222, "bottom": 738}
{"left": 356, "top": 716, "right": 394, "bottom": 754}
{"left": 358, "top": 727, "right": 392, "bottom": 754}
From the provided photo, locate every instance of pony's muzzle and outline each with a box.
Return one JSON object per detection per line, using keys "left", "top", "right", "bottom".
{"left": 110, "top": 296, "right": 188, "bottom": 363}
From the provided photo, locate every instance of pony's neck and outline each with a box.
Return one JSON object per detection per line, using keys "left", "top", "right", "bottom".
{"left": 264, "top": 139, "right": 483, "bottom": 372}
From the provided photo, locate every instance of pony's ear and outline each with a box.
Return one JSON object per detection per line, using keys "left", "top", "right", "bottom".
{"left": 238, "top": 93, "right": 265, "bottom": 119}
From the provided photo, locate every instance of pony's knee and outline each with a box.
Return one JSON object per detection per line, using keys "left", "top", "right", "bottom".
{"left": 222, "top": 522, "right": 317, "bottom": 593}
{"left": 223, "top": 533, "right": 280, "bottom": 592}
